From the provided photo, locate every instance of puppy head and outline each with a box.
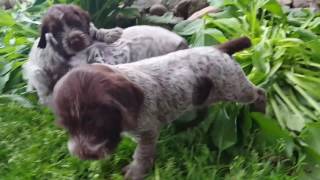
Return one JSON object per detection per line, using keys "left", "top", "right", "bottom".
{"left": 38, "top": 4, "right": 92, "bottom": 57}
{"left": 53, "top": 64, "right": 144, "bottom": 160}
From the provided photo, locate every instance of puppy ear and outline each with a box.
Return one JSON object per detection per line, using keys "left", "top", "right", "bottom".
{"left": 99, "top": 72, "right": 144, "bottom": 129}
{"left": 113, "top": 82, "right": 144, "bottom": 130}
{"left": 38, "top": 25, "right": 48, "bottom": 48}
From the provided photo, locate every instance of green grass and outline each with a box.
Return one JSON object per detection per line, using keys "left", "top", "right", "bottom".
{"left": 0, "top": 103, "right": 302, "bottom": 179}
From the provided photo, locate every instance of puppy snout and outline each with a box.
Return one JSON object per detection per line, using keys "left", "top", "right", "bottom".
{"left": 66, "top": 31, "right": 91, "bottom": 52}
{"left": 68, "top": 139, "right": 105, "bottom": 160}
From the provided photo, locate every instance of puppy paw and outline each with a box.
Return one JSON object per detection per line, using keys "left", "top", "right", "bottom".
{"left": 100, "top": 27, "right": 123, "bottom": 44}
{"left": 251, "top": 88, "right": 267, "bottom": 113}
{"left": 122, "top": 162, "right": 147, "bottom": 180}
{"left": 92, "top": 26, "right": 123, "bottom": 44}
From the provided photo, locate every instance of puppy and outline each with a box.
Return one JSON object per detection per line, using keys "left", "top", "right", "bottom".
{"left": 37, "top": 4, "right": 122, "bottom": 57}
{"left": 23, "top": 4, "right": 187, "bottom": 105}
{"left": 53, "top": 37, "right": 266, "bottom": 180}
{"left": 69, "top": 25, "right": 188, "bottom": 67}
{"left": 23, "top": 4, "right": 123, "bottom": 104}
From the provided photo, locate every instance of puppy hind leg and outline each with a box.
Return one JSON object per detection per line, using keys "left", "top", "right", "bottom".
{"left": 237, "top": 85, "right": 267, "bottom": 113}
{"left": 251, "top": 88, "right": 267, "bottom": 113}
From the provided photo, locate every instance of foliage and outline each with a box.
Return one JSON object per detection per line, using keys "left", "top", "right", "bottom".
{"left": 174, "top": 0, "right": 320, "bottom": 172}
{"left": 0, "top": 2, "right": 50, "bottom": 106}
{"left": 61, "top": 0, "right": 140, "bottom": 28}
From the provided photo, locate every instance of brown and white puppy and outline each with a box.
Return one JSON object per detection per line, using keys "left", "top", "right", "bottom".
{"left": 53, "top": 37, "right": 266, "bottom": 180}
{"left": 68, "top": 25, "right": 188, "bottom": 67}
{"left": 37, "top": 4, "right": 122, "bottom": 57}
{"left": 23, "top": 4, "right": 123, "bottom": 105}
{"left": 23, "top": 4, "right": 187, "bottom": 105}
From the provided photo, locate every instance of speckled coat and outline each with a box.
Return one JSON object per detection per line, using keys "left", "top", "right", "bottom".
{"left": 110, "top": 47, "right": 263, "bottom": 135}
{"left": 95, "top": 46, "right": 265, "bottom": 180}
{"left": 69, "top": 25, "right": 188, "bottom": 67}
{"left": 23, "top": 25, "right": 187, "bottom": 105}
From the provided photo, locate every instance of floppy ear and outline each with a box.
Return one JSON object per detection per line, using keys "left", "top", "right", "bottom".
{"left": 111, "top": 81, "right": 144, "bottom": 130}
{"left": 99, "top": 75, "right": 144, "bottom": 129}
{"left": 38, "top": 25, "right": 48, "bottom": 48}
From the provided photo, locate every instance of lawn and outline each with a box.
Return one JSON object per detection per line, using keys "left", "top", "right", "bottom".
{"left": 0, "top": 103, "right": 302, "bottom": 179}
{"left": 0, "top": 0, "right": 320, "bottom": 179}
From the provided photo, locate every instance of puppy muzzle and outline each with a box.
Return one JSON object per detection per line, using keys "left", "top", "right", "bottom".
{"left": 63, "top": 30, "right": 91, "bottom": 55}
{"left": 68, "top": 139, "right": 107, "bottom": 160}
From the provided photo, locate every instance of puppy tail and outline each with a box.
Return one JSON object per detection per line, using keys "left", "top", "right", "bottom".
{"left": 216, "top": 37, "right": 251, "bottom": 55}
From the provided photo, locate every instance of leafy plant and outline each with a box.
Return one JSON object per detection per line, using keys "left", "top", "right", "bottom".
{"left": 0, "top": 2, "right": 50, "bottom": 106}
{"left": 74, "top": 0, "right": 140, "bottom": 28}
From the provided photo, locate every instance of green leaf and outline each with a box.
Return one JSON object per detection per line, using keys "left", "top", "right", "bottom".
{"left": 0, "top": 94, "right": 33, "bottom": 108}
{"left": 117, "top": 7, "right": 140, "bottom": 19}
{"left": 0, "top": 10, "right": 15, "bottom": 27}
{"left": 208, "top": 17, "right": 242, "bottom": 36}
{"left": 174, "top": 19, "right": 204, "bottom": 36}
{"left": 0, "top": 73, "right": 10, "bottom": 93}
{"left": 209, "top": 0, "right": 235, "bottom": 8}
{"left": 300, "top": 122, "right": 320, "bottom": 163}
{"left": 33, "top": 0, "right": 46, "bottom": 6}
{"left": 251, "top": 112, "right": 294, "bottom": 156}
{"left": 192, "top": 28, "right": 205, "bottom": 47}
{"left": 263, "top": 0, "right": 284, "bottom": 17}
{"left": 144, "top": 13, "right": 183, "bottom": 25}
{"left": 306, "top": 39, "right": 320, "bottom": 62}
{"left": 204, "top": 29, "right": 228, "bottom": 43}
{"left": 292, "top": 29, "right": 318, "bottom": 41}
{"left": 0, "top": 62, "right": 13, "bottom": 76}
{"left": 274, "top": 95, "right": 305, "bottom": 131}
{"left": 252, "top": 40, "right": 272, "bottom": 73}
{"left": 251, "top": 112, "right": 291, "bottom": 140}
{"left": 211, "top": 104, "right": 239, "bottom": 152}
{"left": 241, "top": 107, "right": 253, "bottom": 139}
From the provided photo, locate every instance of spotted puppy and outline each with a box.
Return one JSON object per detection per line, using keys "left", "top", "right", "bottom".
{"left": 23, "top": 4, "right": 187, "bottom": 105}
{"left": 23, "top": 4, "right": 123, "bottom": 105}
{"left": 69, "top": 25, "right": 188, "bottom": 67}
{"left": 37, "top": 4, "right": 122, "bottom": 57}
{"left": 53, "top": 37, "right": 266, "bottom": 180}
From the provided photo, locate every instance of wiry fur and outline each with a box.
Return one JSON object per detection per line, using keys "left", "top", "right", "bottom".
{"left": 69, "top": 26, "right": 188, "bottom": 67}
{"left": 23, "top": 4, "right": 187, "bottom": 105}
{"left": 52, "top": 37, "right": 266, "bottom": 180}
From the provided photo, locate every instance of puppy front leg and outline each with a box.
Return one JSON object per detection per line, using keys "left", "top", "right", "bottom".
{"left": 124, "top": 131, "right": 158, "bottom": 180}
{"left": 90, "top": 23, "right": 123, "bottom": 44}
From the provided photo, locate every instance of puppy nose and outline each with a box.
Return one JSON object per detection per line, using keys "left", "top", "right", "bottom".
{"left": 66, "top": 31, "right": 90, "bottom": 51}
{"left": 79, "top": 150, "right": 101, "bottom": 160}
{"left": 68, "top": 140, "right": 105, "bottom": 160}
{"left": 69, "top": 36, "right": 81, "bottom": 45}
{"left": 68, "top": 36, "right": 83, "bottom": 49}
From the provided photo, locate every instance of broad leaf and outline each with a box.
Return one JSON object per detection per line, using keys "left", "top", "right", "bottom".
{"left": 263, "top": 0, "right": 284, "bottom": 17}
{"left": 300, "top": 122, "right": 320, "bottom": 164}
{"left": 211, "top": 104, "right": 239, "bottom": 152}
{"left": 0, "top": 10, "right": 15, "bottom": 27}
{"left": 174, "top": 19, "right": 204, "bottom": 36}
{"left": 0, "top": 94, "right": 33, "bottom": 108}
{"left": 251, "top": 112, "right": 294, "bottom": 156}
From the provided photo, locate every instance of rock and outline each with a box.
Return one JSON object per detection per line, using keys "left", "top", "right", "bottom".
{"left": 149, "top": 4, "right": 168, "bottom": 16}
